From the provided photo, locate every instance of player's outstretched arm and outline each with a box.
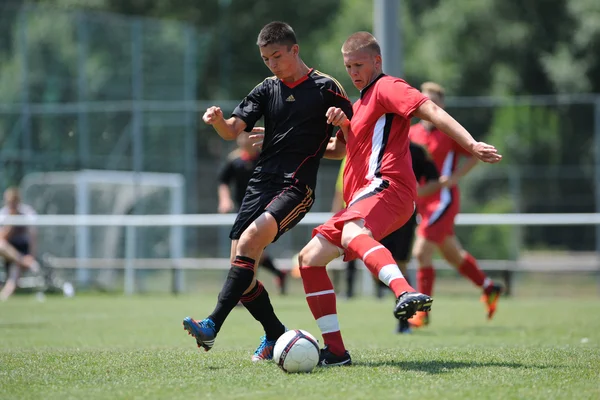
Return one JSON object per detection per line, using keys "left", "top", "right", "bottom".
{"left": 413, "top": 100, "right": 502, "bottom": 164}
{"left": 217, "top": 184, "right": 234, "bottom": 214}
{"left": 202, "top": 106, "right": 247, "bottom": 141}
{"left": 440, "top": 157, "right": 479, "bottom": 188}
{"left": 417, "top": 181, "right": 442, "bottom": 197}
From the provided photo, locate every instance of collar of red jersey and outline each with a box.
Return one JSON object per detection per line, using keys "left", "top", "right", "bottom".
{"left": 360, "top": 73, "right": 386, "bottom": 98}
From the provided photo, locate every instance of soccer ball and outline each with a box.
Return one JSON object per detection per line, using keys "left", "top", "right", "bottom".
{"left": 273, "top": 329, "right": 320, "bottom": 373}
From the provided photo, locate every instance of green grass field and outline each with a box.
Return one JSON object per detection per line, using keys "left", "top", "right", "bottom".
{"left": 1, "top": 290, "right": 599, "bottom": 400}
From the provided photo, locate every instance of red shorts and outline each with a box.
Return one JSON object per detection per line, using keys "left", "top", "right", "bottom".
{"left": 417, "top": 199, "right": 459, "bottom": 244}
{"left": 314, "top": 184, "right": 414, "bottom": 261}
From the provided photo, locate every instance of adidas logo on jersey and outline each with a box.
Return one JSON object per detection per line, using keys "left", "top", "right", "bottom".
{"left": 285, "top": 95, "right": 295, "bottom": 102}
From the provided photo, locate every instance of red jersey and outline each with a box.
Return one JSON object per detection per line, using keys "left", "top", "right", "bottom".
{"left": 341, "top": 74, "right": 428, "bottom": 205}
{"left": 409, "top": 123, "right": 471, "bottom": 209}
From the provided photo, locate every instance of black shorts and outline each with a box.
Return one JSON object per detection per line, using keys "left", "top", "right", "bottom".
{"left": 230, "top": 173, "right": 315, "bottom": 243}
{"left": 7, "top": 237, "right": 30, "bottom": 256}
{"left": 3, "top": 237, "right": 29, "bottom": 273}
{"left": 380, "top": 212, "right": 417, "bottom": 262}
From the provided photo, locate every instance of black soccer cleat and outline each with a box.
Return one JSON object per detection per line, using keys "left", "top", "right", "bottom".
{"left": 396, "top": 318, "right": 412, "bottom": 334}
{"left": 394, "top": 291, "right": 433, "bottom": 321}
{"left": 318, "top": 346, "right": 352, "bottom": 367}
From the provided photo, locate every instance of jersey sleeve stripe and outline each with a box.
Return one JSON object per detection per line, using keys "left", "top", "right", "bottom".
{"left": 313, "top": 70, "right": 349, "bottom": 99}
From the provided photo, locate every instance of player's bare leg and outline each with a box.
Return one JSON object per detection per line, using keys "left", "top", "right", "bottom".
{"left": 439, "top": 236, "right": 504, "bottom": 319}
{"left": 409, "top": 235, "right": 438, "bottom": 328}
{"left": 0, "top": 263, "right": 21, "bottom": 301}
{"left": 258, "top": 252, "right": 287, "bottom": 295}
{"left": 298, "top": 234, "right": 351, "bottom": 366}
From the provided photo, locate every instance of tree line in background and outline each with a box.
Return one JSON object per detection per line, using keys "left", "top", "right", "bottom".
{"left": 1, "top": 0, "right": 599, "bottom": 256}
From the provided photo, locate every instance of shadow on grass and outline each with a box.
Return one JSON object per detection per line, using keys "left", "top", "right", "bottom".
{"left": 0, "top": 322, "right": 49, "bottom": 329}
{"left": 409, "top": 325, "right": 526, "bottom": 336}
{"left": 357, "top": 359, "right": 553, "bottom": 373}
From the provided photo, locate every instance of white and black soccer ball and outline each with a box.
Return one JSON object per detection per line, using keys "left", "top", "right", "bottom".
{"left": 273, "top": 329, "right": 320, "bottom": 373}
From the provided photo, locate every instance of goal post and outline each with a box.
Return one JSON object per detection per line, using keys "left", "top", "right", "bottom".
{"left": 20, "top": 170, "right": 185, "bottom": 293}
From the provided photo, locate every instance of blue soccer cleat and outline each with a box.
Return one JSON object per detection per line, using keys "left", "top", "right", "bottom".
{"left": 251, "top": 335, "right": 278, "bottom": 362}
{"left": 183, "top": 317, "right": 216, "bottom": 352}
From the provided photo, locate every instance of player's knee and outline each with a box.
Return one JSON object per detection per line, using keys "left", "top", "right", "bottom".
{"left": 297, "top": 245, "right": 315, "bottom": 267}
{"left": 340, "top": 227, "right": 371, "bottom": 249}
{"left": 237, "top": 230, "right": 267, "bottom": 257}
{"left": 413, "top": 245, "right": 432, "bottom": 266}
{"left": 442, "top": 248, "right": 465, "bottom": 267}
{"left": 298, "top": 237, "right": 338, "bottom": 267}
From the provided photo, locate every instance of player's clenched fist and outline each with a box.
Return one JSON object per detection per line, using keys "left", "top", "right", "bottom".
{"left": 203, "top": 106, "right": 224, "bottom": 125}
{"left": 325, "top": 107, "right": 349, "bottom": 127}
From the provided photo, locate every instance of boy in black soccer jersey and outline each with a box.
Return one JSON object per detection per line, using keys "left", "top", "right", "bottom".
{"left": 217, "top": 132, "right": 288, "bottom": 295}
{"left": 183, "top": 21, "right": 352, "bottom": 362}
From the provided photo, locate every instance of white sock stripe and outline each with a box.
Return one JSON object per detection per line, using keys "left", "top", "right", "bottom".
{"left": 378, "top": 264, "right": 404, "bottom": 285}
{"left": 316, "top": 314, "right": 340, "bottom": 334}
{"left": 362, "top": 245, "right": 385, "bottom": 259}
{"left": 306, "top": 289, "right": 336, "bottom": 298}
{"left": 483, "top": 277, "right": 492, "bottom": 289}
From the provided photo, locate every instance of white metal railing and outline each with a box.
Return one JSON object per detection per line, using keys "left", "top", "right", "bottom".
{"left": 2, "top": 212, "right": 599, "bottom": 295}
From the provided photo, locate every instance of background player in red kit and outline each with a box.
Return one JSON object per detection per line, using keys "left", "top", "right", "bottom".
{"left": 409, "top": 82, "right": 504, "bottom": 328}
{"left": 297, "top": 31, "right": 502, "bottom": 367}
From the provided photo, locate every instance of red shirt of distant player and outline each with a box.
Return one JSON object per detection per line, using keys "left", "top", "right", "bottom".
{"left": 317, "top": 75, "right": 427, "bottom": 247}
{"left": 410, "top": 123, "right": 472, "bottom": 242}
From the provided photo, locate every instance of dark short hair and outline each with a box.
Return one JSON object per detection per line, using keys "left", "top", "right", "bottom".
{"left": 257, "top": 21, "right": 297, "bottom": 48}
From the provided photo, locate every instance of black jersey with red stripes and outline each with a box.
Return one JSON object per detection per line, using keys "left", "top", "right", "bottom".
{"left": 232, "top": 68, "right": 352, "bottom": 189}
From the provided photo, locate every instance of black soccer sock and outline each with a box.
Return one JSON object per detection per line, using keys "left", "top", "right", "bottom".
{"left": 241, "top": 280, "right": 286, "bottom": 341}
{"left": 208, "top": 256, "right": 256, "bottom": 333}
{"left": 346, "top": 259, "right": 357, "bottom": 298}
{"left": 260, "top": 255, "right": 283, "bottom": 278}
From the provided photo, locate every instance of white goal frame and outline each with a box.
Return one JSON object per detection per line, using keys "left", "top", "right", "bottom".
{"left": 20, "top": 170, "right": 186, "bottom": 293}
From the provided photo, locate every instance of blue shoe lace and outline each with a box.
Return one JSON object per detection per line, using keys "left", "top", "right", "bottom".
{"left": 199, "top": 318, "right": 216, "bottom": 333}
{"left": 253, "top": 335, "right": 277, "bottom": 360}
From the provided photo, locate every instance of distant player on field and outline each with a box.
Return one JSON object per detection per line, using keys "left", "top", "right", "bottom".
{"left": 0, "top": 187, "right": 42, "bottom": 301}
{"left": 409, "top": 82, "right": 504, "bottom": 328}
{"left": 297, "top": 32, "right": 502, "bottom": 366}
{"left": 182, "top": 21, "right": 353, "bottom": 362}
{"left": 217, "top": 132, "right": 288, "bottom": 295}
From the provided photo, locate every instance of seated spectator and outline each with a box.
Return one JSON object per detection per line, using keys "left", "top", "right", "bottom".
{"left": 0, "top": 187, "right": 41, "bottom": 301}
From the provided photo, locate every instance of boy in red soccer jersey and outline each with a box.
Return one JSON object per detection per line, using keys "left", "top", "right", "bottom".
{"left": 409, "top": 82, "right": 504, "bottom": 328}
{"left": 296, "top": 32, "right": 502, "bottom": 366}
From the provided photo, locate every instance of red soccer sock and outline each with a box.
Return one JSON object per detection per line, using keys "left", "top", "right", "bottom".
{"left": 299, "top": 266, "right": 346, "bottom": 357}
{"left": 457, "top": 252, "right": 489, "bottom": 288}
{"left": 347, "top": 234, "right": 414, "bottom": 297}
{"left": 417, "top": 266, "right": 436, "bottom": 296}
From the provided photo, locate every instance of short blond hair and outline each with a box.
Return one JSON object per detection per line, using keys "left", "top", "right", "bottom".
{"left": 341, "top": 31, "right": 381, "bottom": 56}
{"left": 420, "top": 82, "right": 445, "bottom": 101}
{"left": 4, "top": 187, "right": 20, "bottom": 200}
